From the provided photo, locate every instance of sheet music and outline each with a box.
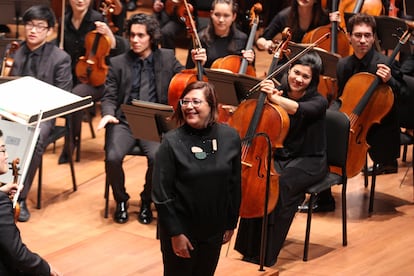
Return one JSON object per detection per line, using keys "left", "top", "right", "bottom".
{"left": 0, "top": 119, "right": 39, "bottom": 193}
{"left": 0, "top": 76, "right": 93, "bottom": 125}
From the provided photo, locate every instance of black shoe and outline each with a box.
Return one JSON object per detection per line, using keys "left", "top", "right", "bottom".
{"left": 58, "top": 151, "right": 69, "bottom": 164}
{"left": 365, "top": 162, "right": 398, "bottom": 176}
{"left": 138, "top": 202, "right": 153, "bottom": 224}
{"left": 299, "top": 196, "right": 335, "bottom": 213}
{"left": 127, "top": 1, "right": 137, "bottom": 11}
{"left": 18, "top": 200, "right": 30, "bottom": 222}
{"left": 114, "top": 201, "right": 129, "bottom": 224}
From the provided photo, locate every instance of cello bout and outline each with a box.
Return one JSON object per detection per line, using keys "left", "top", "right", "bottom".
{"left": 229, "top": 100, "right": 290, "bottom": 218}
{"left": 339, "top": 72, "right": 394, "bottom": 177}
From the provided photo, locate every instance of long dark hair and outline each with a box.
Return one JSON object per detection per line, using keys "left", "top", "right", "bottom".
{"left": 287, "top": 0, "right": 325, "bottom": 36}
{"left": 200, "top": 0, "right": 239, "bottom": 52}
{"left": 173, "top": 81, "right": 219, "bottom": 126}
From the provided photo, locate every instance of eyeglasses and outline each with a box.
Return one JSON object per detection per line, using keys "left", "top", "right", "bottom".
{"left": 24, "top": 22, "right": 49, "bottom": 33}
{"left": 179, "top": 99, "right": 204, "bottom": 107}
{"left": 352, "top": 32, "right": 373, "bottom": 40}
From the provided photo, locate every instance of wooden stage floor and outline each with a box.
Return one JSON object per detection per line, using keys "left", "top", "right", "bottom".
{"left": 15, "top": 47, "right": 414, "bottom": 275}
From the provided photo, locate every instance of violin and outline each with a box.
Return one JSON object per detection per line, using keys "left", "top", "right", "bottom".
{"left": 11, "top": 158, "right": 20, "bottom": 222}
{"left": 339, "top": 23, "right": 412, "bottom": 177}
{"left": 1, "top": 41, "right": 20, "bottom": 77}
{"left": 100, "top": 0, "right": 120, "bottom": 33}
{"left": 210, "top": 3, "right": 261, "bottom": 77}
{"left": 75, "top": 30, "right": 111, "bottom": 87}
{"left": 168, "top": 0, "right": 206, "bottom": 108}
{"left": 164, "top": 0, "right": 188, "bottom": 19}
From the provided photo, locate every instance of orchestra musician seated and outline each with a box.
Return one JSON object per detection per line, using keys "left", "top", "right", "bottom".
{"left": 235, "top": 51, "right": 329, "bottom": 267}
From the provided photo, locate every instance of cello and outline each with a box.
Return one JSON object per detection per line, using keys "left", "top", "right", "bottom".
{"left": 168, "top": 0, "right": 207, "bottom": 108}
{"left": 228, "top": 32, "right": 330, "bottom": 219}
{"left": 210, "top": 2, "right": 261, "bottom": 77}
{"left": 339, "top": 23, "right": 412, "bottom": 178}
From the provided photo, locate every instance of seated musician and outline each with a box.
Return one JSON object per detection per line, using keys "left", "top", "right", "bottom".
{"left": 57, "top": 0, "right": 128, "bottom": 164}
{"left": 314, "top": 13, "right": 406, "bottom": 211}
{"left": 96, "top": 13, "right": 203, "bottom": 224}
{"left": 235, "top": 51, "right": 329, "bottom": 267}
{"left": 185, "top": 0, "right": 255, "bottom": 69}
{"left": 0, "top": 129, "right": 62, "bottom": 275}
{"left": 256, "top": 0, "right": 331, "bottom": 51}
{"left": 153, "top": 0, "right": 198, "bottom": 50}
{"left": 9, "top": 5, "right": 73, "bottom": 222}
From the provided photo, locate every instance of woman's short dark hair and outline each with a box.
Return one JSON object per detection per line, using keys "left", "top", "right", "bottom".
{"left": 173, "top": 81, "right": 219, "bottom": 126}
{"left": 22, "top": 5, "right": 56, "bottom": 28}
{"left": 126, "top": 13, "right": 161, "bottom": 50}
{"left": 347, "top": 13, "right": 376, "bottom": 35}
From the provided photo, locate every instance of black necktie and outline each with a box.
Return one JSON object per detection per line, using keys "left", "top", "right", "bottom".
{"left": 22, "top": 52, "right": 36, "bottom": 77}
{"left": 139, "top": 59, "right": 151, "bottom": 102}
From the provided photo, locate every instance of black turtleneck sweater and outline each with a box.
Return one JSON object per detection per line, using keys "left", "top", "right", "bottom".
{"left": 152, "top": 123, "right": 241, "bottom": 241}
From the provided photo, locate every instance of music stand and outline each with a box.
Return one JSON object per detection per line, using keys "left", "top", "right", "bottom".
{"left": 204, "top": 68, "right": 261, "bottom": 105}
{"left": 121, "top": 100, "right": 176, "bottom": 142}
{"left": 287, "top": 42, "right": 340, "bottom": 79}
{"left": 374, "top": 15, "right": 411, "bottom": 54}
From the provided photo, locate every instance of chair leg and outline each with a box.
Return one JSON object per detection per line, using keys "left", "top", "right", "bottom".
{"left": 37, "top": 156, "right": 43, "bottom": 209}
{"left": 369, "top": 163, "right": 377, "bottom": 213}
{"left": 342, "top": 183, "right": 348, "bottom": 246}
{"left": 104, "top": 176, "right": 110, "bottom": 218}
{"left": 364, "top": 158, "right": 369, "bottom": 188}
{"left": 402, "top": 144, "right": 408, "bottom": 162}
{"left": 303, "top": 193, "right": 315, "bottom": 261}
{"left": 66, "top": 117, "right": 77, "bottom": 191}
{"left": 88, "top": 114, "right": 96, "bottom": 139}
{"left": 75, "top": 135, "right": 81, "bottom": 162}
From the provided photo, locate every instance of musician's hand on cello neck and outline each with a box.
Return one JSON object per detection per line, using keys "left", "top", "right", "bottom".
{"left": 329, "top": 10, "right": 341, "bottom": 23}
{"left": 94, "top": 21, "right": 116, "bottom": 48}
{"left": 376, "top": 63, "right": 392, "bottom": 83}
{"left": 260, "top": 79, "right": 300, "bottom": 115}
{"left": 241, "top": 49, "right": 255, "bottom": 64}
{"left": 190, "top": 48, "right": 207, "bottom": 66}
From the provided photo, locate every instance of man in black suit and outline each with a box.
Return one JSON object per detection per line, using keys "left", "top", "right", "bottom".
{"left": 97, "top": 13, "right": 186, "bottom": 224}
{"left": 10, "top": 5, "right": 73, "bottom": 222}
{"left": 0, "top": 129, "right": 62, "bottom": 275}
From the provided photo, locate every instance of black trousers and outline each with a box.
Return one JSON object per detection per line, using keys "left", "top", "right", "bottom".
{"left": 160, "top": 232, "right": 223, "bottom": 276}
{"left": 105, "top": 122, "right": 159, "bottom": 203}
{"left": 235, "top": 166, "right": 326, "bottom": 267}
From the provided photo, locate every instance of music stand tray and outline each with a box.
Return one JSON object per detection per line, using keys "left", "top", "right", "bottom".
{"left": 204, "top": 68, "right": 261, "bottom": 106}
{"left": 121, "top": 100, "right": 175, "bottom": 142}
